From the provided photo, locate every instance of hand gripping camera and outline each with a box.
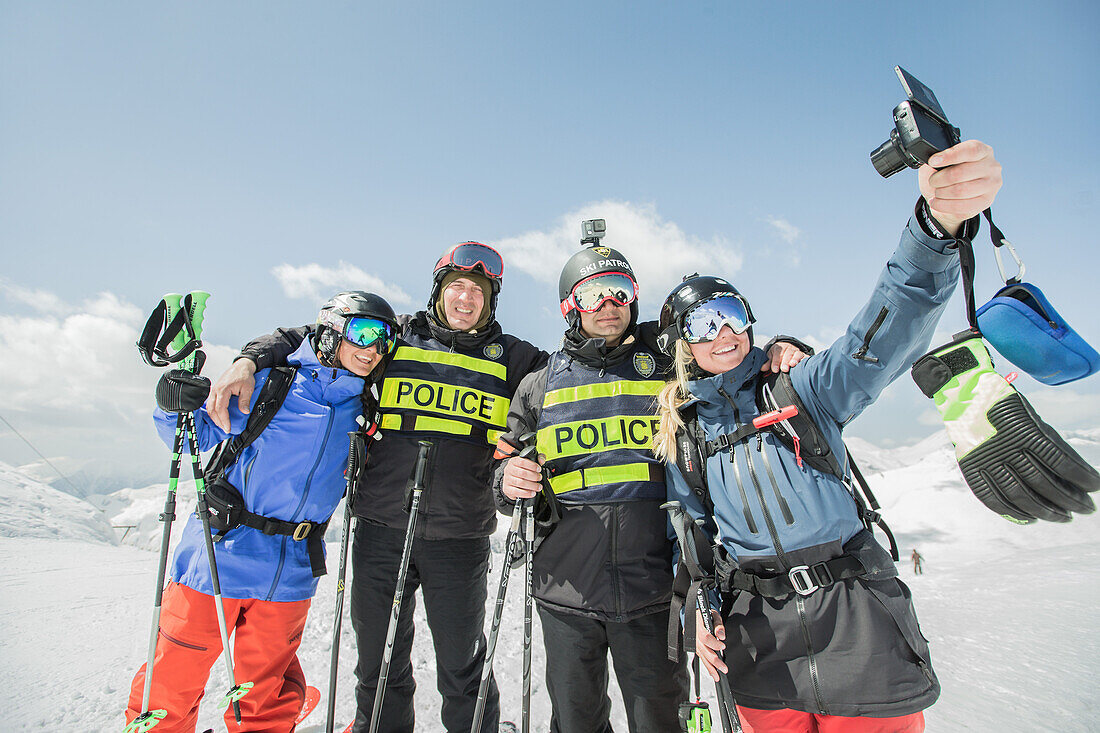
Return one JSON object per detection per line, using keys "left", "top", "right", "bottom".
{"left": 870, "top": 66, "right": 961, "bottom": 177}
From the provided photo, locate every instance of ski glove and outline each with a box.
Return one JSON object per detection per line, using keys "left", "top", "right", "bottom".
{"left": 912, "top": 331, "right": 1100, "bottom": 524}
{"left": 156, "top": 369, "right": 211, "bottom": 413}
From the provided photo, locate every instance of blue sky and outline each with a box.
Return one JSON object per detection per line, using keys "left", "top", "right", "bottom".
{"left": 1, "top": 1, "right": 1098, "bottom": 479}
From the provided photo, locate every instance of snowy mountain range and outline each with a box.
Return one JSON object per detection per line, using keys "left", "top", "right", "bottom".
{"left": 1, "top": 430, "right": 1098, "bottom": 731}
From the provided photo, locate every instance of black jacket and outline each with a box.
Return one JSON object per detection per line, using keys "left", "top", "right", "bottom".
{"left": 241, "top": 312, "right": 547, "bottom": 540}
{"left": 492, "top": 321, "right": 676, "bottom": 622}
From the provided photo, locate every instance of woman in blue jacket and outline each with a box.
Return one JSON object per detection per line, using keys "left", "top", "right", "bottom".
{"left": 653, "top": 141, "right": 1002, "bottom": 732}
{"left": 126, "top": 291, "right": 397, "bottom": 733}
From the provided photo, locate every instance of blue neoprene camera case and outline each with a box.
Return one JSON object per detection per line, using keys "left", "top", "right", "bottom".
{"left": 976, "top": 282, "right": 1099, "bottom": 385}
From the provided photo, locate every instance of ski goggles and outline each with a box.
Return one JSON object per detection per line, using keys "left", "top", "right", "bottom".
{"left": 561, "top": 272, "right": 638, "bottom": 315}
{"left": 681, "top": 294, "right": 753, "bottom": 343}
{"left": 342, "top": 317, "right": 396, "bottom": 353}
{"left": 439, "top": 242, "right": 504, "bottom": 279}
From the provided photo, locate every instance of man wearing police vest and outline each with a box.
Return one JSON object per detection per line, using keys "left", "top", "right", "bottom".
{"left": 496, "top": 239, "right": 805, "bottom": 733}
{"left": 207, "top": 242, "right": 547, "bottom": 733}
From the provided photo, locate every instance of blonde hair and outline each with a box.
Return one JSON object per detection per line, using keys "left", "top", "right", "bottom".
{"left": 653, "top": 339, "right": 698, "bottom": 464}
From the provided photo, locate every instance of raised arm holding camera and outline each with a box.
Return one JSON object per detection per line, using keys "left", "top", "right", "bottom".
{"left": 652, "top": 138, "right": 1001, "bottom": 733}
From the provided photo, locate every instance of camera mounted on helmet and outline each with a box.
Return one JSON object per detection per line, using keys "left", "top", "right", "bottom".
{"left": 558, "top": 219, "right": 639, "bottom": 334}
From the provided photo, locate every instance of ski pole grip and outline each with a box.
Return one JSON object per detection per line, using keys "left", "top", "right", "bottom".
{"left": 162, "top": 293, "right": 185, "bottom": 353}
{"left": 411, "top": 440, "right": 433, "bottom": 492}
{"left": 188, "top": 291, "right": 210, "bottom": 341}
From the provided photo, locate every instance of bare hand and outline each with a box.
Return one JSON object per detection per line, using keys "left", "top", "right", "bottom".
{"left": 206, "top": 358, "right": 257, "bottom": 432}
{"left": 919, "top": 139, "right": 1003, "bottom": 236}
{"left": 762, "top": 341, "right": 808, "bottom": 374}
{"left": 501, "top": 454, "right": 544, "bottom": 501}
{"left": 695, "top": 607, "right": 728, "bottom": 681}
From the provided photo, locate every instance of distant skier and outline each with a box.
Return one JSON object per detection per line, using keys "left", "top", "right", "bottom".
{"left": 912, "top": 549, "right": 924, "bottom": 575}
{"left": 125, "top": 291, "right": 396, "bottom": 733}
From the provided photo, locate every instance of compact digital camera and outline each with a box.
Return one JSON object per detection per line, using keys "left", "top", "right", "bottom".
{"left": 870, "top": 66, "right": 961, "bottom": 177}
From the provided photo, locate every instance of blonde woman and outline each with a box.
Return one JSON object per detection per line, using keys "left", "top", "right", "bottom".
{"left": 654, "top": 140, "right": 1002, "bottom": 732}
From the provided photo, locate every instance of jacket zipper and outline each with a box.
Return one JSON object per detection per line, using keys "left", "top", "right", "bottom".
{"left": 852, "top": 306, "right": 888, "bottom": 363}
{"left": 726, "top": 446, "right": 759, "bottom": 535}
{"left": 266, "top": 403, "right": 336, "bottom": 601}
{"left": 756, "top": 435, "right": 795, "bottom": 525}
{"left": 797, "top": 595, "right": 829, "bottom": 715}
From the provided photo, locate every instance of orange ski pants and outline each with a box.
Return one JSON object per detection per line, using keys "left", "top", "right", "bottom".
{"left": 738, "top": 706, "right": 925, "bottom": 732}
{"left": 125, "top": 581, "right": 311, "bottom": 733}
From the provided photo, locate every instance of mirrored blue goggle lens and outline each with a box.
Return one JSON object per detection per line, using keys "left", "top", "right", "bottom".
{"left": 572, "top": 273, "right": 638, "bottom": 312}
{"left": 682, "top": 296, "right": 751, "bottom": 343}
{"left": 449, "top": 243, "right": 504, "bottom": 278}
{"left": 343, "top": 317, "right": 394, "bottom": 351}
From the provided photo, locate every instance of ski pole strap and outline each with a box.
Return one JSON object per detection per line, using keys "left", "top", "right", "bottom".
{"left": 716, "top": 552, "right": 866, "bottom": 599}
{"left": 137, "top": 295, "right": 202, "bottom": 367}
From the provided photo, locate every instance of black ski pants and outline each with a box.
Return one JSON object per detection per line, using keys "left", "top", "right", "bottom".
{"left": 538, "top": 604, "right": 689, "bottom": 733}
{"left": 350, "top": 522, "right": 499, "bottom": 733}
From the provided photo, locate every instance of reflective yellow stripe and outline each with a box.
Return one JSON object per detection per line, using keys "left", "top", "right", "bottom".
{"left": 413, "top": 415, "right": 472, "bottom": 436}
{"left": 487, "top": 429, "right": 504, "bottom": 446}
{"left": 549, "top": 463, "right": 655, "bottom": 494}
{"left": 380, "top": 378, "right": 510, "bottom": 428}
{"left": 391, "top": 345, "right": 507, "bottom": 380}
{"left": 542, "top": 379, "right": 662, "bottom": 408}
{"left": 381, "top": 414, "right": 402, "bottom": 431}
{"left": 537, "top": 414, "right": 659, "bottom": 461}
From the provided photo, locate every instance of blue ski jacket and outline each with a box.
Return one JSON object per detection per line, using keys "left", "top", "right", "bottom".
{"left": 666, "top": 215, "right": 959, "bottom": 717}
{"left": 154, "top": 339, "right": 365, "bottom": 602}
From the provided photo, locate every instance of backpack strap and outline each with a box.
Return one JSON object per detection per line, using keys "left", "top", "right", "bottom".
{"left": 203, "top": 366, "right": 297, "bottom": 482}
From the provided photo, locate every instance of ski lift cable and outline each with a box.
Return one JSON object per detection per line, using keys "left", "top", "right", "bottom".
{"left": 0, "top": 411, "right": 82, "bottom": 495}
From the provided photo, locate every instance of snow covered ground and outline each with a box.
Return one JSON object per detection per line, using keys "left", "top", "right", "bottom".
{"left": 1, "top": 431, "right": 1098, "bottom": 732}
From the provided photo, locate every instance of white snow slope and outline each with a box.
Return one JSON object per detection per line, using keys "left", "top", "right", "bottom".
{"left": 1, "top": 430, "right": 1098, "bottom": 732}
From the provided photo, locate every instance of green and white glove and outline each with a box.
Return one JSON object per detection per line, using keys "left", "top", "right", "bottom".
{"left": 912, "top": 331, "right": 1099, "bottom": 524}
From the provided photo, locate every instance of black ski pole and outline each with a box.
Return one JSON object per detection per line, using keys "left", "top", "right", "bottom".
{"left": 471, "top": 498, "right": 524, "bottom": 732}
{"left": 369, "top": 440, "right": 433, "bottom": 733}
{"left": 521, "top": 496, "right": 534, "bottom": 733}
{"left": 663, "top": 501, "right": 742, "bottom": 733}
{"left": 325, "top": 425, "right": 368, "bottom": 733}
{"left": 127, "top": 292, "right": 209, "bottom": 733}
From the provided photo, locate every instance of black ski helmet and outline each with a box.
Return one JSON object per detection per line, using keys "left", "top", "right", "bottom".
{"left": 428, "top": 241, "right": 503, "bottom": 324}
{"left": 315, "top": 290, "right": 400, "bottom": 367}
{"left": 657, "top": 274, "right": 756, "bottom": 355}
{"left": 557, "top": 245, "right": 639, "bottom": 334}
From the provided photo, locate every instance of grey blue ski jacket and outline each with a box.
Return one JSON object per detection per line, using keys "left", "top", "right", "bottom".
{"left": 666, "top": 215, "right": 957, "bottom": 717}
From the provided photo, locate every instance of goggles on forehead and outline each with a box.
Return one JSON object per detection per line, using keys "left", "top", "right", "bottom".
{"left": 560, "top": 272, "right": 638, "bottom": 316}
{"left": 681, "top": 294, "right": 753, "bottom": 343}
{"left": 342, "top": 317, "right": 396, "bottom": 353}
{"left": 440, "top": 242, "right": 504, "bottom": 279}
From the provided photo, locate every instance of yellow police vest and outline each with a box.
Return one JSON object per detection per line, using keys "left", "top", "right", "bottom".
{"left": 379, "top": 331, "right": 511, "bottom": 446}
{"left": 536, "top": 348, "right": 666, "bottom": 503}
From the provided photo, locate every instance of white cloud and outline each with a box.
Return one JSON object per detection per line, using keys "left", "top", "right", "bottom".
{"left": 0, "top": 279, "right": 70, "bottom": 313}
{"left": 272, "top": 261, "right": 414, "bottom": 306}
{"left": 767, "top": 216, "right": 801, "bottom": 244}
{"left": 0, "top": 290, "right": 239, "bottom": 476}
{"left": 492, "top": 200, "right": 744, "bottom": 311}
